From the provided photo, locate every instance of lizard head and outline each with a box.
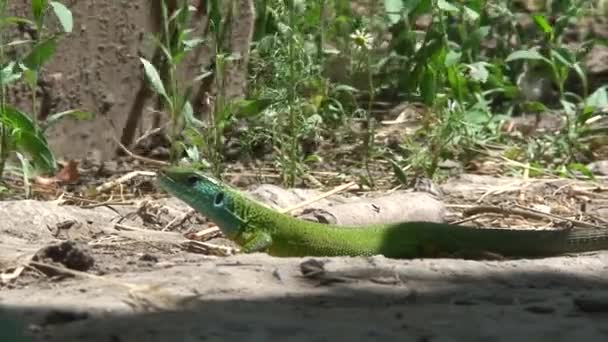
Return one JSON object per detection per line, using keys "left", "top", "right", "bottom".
{"left": 157, "top": 167, "right": 245, "bottom": 239}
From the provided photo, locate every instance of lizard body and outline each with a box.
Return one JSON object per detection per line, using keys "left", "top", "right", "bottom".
{"left": 157, "top": 167, "right": 608, "bottom": 258}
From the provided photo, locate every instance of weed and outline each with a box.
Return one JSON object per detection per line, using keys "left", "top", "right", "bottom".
{"left": 162, "top": 0, "right": 607, "bottom": 183}
{"left": 0, "top": 0, "right": 91, "bottom": 191}
{"left": 139, "top": 0, "right": 207, "bottom": 166}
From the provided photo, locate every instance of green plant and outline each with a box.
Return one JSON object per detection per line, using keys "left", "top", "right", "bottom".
{"left": 233, "top": 0, "right": 606, "bottom": 183}
{"left": 350, "top": 26, "right": 378, "bottom": 187}
{"left": 376, "top": 0, "right": 605, "bottom": 180}
{"left": 245, "top": 0, "right": 328, "bottom": 186}
{"left": 189, "top": 0, "right": 262, "bottom": 178}
{"left": 139, "top": 0, "right": 207, "bottom": 166}
{"left": 0, "top": 0, "right": 91, "bottom": 188}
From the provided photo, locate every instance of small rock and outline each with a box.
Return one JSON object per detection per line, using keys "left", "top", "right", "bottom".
{"left": 587, "top": 160, "right": 608, "bottom": 176}
{"left": 33, "top": 241, "right": 95, "bottom": 271}
{"left": 139, "top": 253, "right": 158, "bottom": 263}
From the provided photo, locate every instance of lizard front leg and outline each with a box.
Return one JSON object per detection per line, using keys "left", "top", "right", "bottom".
{"left": 239, "top": 231, "right": 273, "bottom": 253}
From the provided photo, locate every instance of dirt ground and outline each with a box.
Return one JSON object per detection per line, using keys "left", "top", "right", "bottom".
{"left": 2, "top": 173, "right": 608, "bottom": 341}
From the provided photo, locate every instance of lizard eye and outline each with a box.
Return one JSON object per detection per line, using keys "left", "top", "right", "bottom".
{"left": 186, "top": 175, "right": 199, "bottom": 185}
{"left": 214, "top": 192, "right": 224, "bottom": 207}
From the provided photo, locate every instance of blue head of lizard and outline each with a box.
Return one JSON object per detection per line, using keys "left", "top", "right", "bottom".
{"left": 157, "top": 167, "right": 245, "bottom": 239}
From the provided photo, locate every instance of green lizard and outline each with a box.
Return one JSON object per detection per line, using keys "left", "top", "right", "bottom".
{"left": 157, "top": 166, "right": 608, "bottom": 258}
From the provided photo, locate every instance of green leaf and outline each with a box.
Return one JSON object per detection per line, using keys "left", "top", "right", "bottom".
{"left": 567, "top": 163, "right": 594, "bottom": 179}
{"left": 12, "top": 129, "right": 56, "bottom": 173}
{"left": 0, "top": 61, "right": 23, "bottom": 85}
{"left": 234, "top": 98, "right": 273, "bottom": 118}
{"left": 523, "top": 101, "right": 548, "bottom": 113}
{"left": 304, "top": 154, "right": 322, "bottom": 164}
{"left": 420, "top": 67, "right": 437, "bottom": 105}
{"left": 505, "top": 49, "right": 547, "bottom": 63}
{"left": 447, "top": 66, "right": 464, "bottom": 100}
{"left": 572, "top": 62, "right": 588, "bottom": 98}
{"left": 444, "top": 50, "right": 461, "bottom": 67}
{"left": 560, "top": 99, "right": 576, "bottom": 116}
{"left": 412, "top": 0, "right": 433, "bottom": 16}
{"left": 183, "top": 144, "right": 201, "bottom": 163}
{"left": 23, "top": 38, "right": 57, "bottom": 70}
{"left": 0, "top": 105, "right": 36, "bottom": 134}
{"left": 389, "top": 159, "right": 408, "bottom": 185}
{"left": 181, "top": 100, "right": 205, "bottom": 128}
{"left": 182, "top": 126, "right": 202, "bottom": 145}
{"left": 463, "top": 6, "right": 479, "bottom": 21}
{"left": 31, "top": 0, "right": 47, "bottom": 24}
{"left": 22, "top": 68, "right": 38, "bottom": 88}
{"left": 139, "top": 57, "right": 168, "bottom": 100}
{"left": 42, "top": 109, "right": 93, "bottom": 131}
{"left": 467, "top": 62, "right": 489, "bottom": 83}
{"left": 50, "top": 1, "right": 73, "bottom": 33}
{"left": 463, "top": 108, "right": 490, "bottom": 124}
{"left": 0, "top": 16, "right": 36, "bottom": 29}
{"left": 168, "top": 6, "right": 186, "bottom": 24}
{"left": 437, "top": 0, "right": 459, "bottom": 13}
{"left": 532, "top": 14, "right": 553, "bottom": 39}
{"left": 333, "top": 84, "right": 359, "bottom": 93}
{"left": 149, "top": 34, "right": 172, "bottom": 63}
{"left": 550, "top": 48, "right": 573, "bottom": 68}
{"left": 586, "top": 86, "right": 608, "bottom": 109}
{"left": 183, "top": 38, "right": 205, "bottom": 50}
{"left": 384, "top": 0, "right": 404, "bottom": 24}
{"left": 14, "top": 151, "right": 32, "bottom": 197}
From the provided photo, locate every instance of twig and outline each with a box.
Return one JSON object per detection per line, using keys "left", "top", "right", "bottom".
{"left": 81, "top": 200, "right": 135, "bottom": 209}
{"left": 512, "top": 204, "right": 606, "bottom": 229}
{"left": 27, "top": 260, "right": 141, "bottom": 290}
{"left": 114, "top": 223, "right": 155, "bottom": 232}
{"left": 279, "top": 181, "right": 357, "bottom": 214}
{"left": 96, "top": 170, "right": 157, "bottom": 193}
{"left": 162, "top": 208, "right": 197, "bottom": 231}
{"left": 134, "top": 126, "right": 165, "bottom": 146}
{"left": 464, "top": 205, "right": 605, "bottom": 230}
{"left": 449, "top": 213, "right": 486, "bottom": 225}
{"left": 180, "top": 240, "right": 237, "bottom": 256}
{"left": 224, "top": 171, "right": 281, "bottom": 179}
{"left": 113, "top": 137, "right": 169, "bottom": 167}
{"left": 0, "top": 254, "right": 34, "bottom": 284}
{"left": 476, "top": 180, "right": 527, "bottom": 203}
{"left": 496, "top": 155, "right": 554, "bottom": 177}
{"left": 192, "top": 226, "right": 223, "bottom": 239}
{"left": 303, "top": 173, "right": 324, "bottom": 188}
{"left": 567, "top": 187, "right": 608, "bottom": 200}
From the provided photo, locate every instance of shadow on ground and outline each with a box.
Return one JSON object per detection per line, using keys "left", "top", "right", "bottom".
{"left": 2, "top": 263, "right": 608, "bottom": 342}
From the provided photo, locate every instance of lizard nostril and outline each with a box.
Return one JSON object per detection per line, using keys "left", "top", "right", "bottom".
{"left": 214, "top": 192, "right": 224, "bottom": 206}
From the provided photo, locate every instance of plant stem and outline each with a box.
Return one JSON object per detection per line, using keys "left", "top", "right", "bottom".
{"left": 363, "top": 48, "right": 375, "bottom": 188}
{"left": 161, "top": 0, "right": 178, "bottom": 164}
{"left": 317, "top": 0, "right": 325, "bottom": 65}
{"left": 0, "top": 1, "right": 7, "bottom": 178}
{"left": 213, "top": 53, "right": 226, "bottom": 178}
{"left": 286, "top": 0, "right": 298, "bottom": 187}
{"left": 363, "top": 0, "right": 376, "bottom": 188}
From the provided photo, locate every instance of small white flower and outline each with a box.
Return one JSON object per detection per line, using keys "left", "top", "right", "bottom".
{"left": 350, "top": 29, "right": 373, "bottom": 50}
